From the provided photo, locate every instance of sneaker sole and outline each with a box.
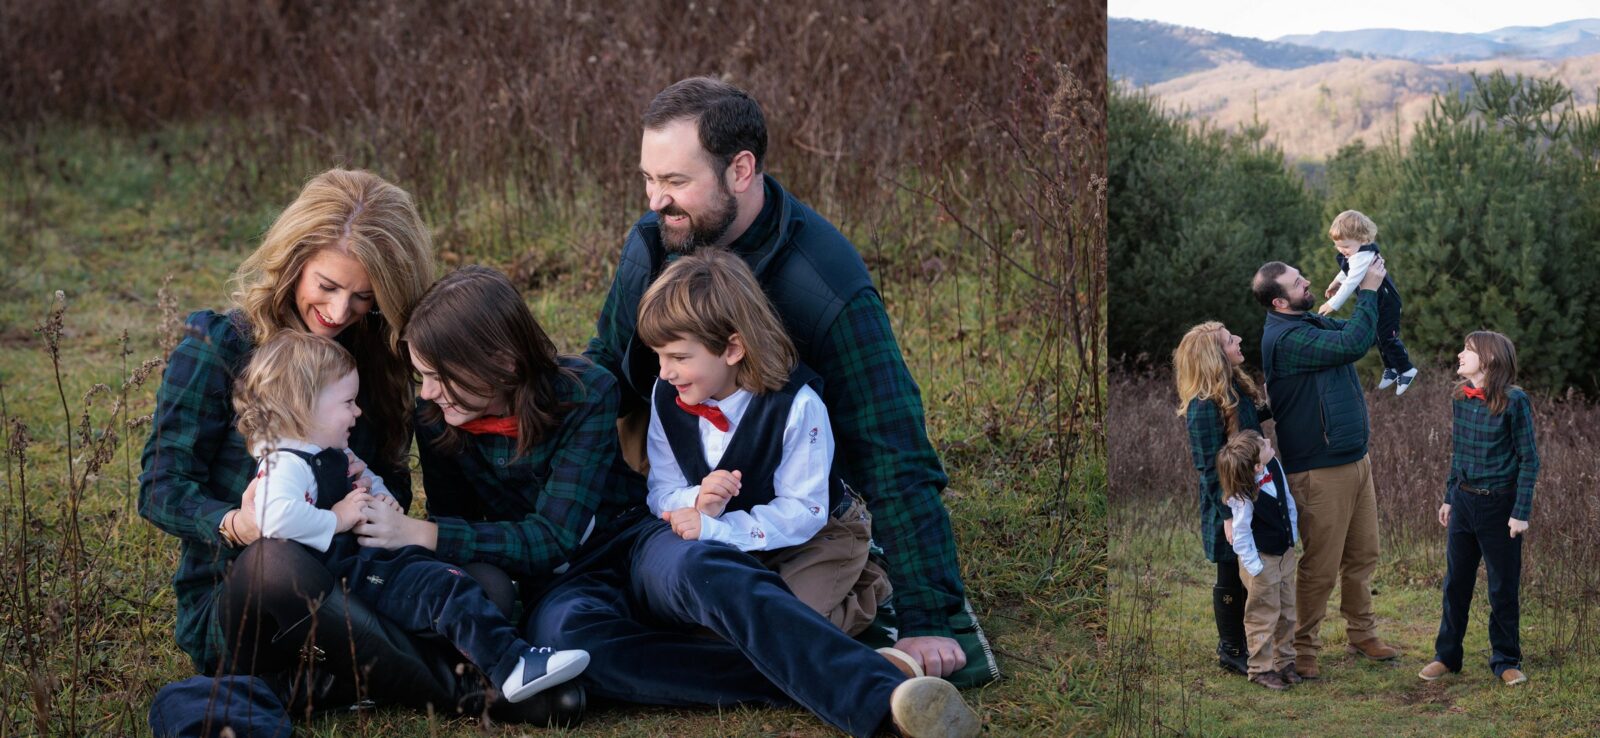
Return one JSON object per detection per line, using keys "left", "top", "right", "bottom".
{"left": 879, "top": 647, "right": 926, "bottom": 679}
{"left": 1503, "top": 675, "right": 1528, "bottom": 686}
{"left": 504, "top": 650, "right": 591, "bottom": 704}
{"left": 891, "top": 677, "right": 980, "bottom": 738}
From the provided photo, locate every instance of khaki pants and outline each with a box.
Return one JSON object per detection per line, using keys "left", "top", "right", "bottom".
{"left": 753, "top": 495, "right": 892, "bottom": 636}
{"left": 1240, "top": 549, "right": 1298, "bottom": 675}
{"left": 618, "top": 410, "right": 651, "bottom": 476}
{"left": 1289, "top": 455, "right": 1380, "bottom": 657}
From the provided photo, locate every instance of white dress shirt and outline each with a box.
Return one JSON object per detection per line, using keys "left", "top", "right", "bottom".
{"left": 1325, "top": 248, "right": 1377, "bottom": 312}
{"left": 252, "top": 438, "right": 393, "bottom": 552}
{"left": 646, "top": 384, "right": 834, "bottom": 551}
{"left": 1225, "top": 464, "right": 1300, "bottom": 577}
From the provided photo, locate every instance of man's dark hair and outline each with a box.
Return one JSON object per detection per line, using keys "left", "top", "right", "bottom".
{"left": 1252, "top": 262, "right": 1291, "bottom": 309}
{"left": 643, "top": 76, "right": 767, "bottom": 176}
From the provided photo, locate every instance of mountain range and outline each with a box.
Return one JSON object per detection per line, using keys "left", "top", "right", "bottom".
{"left": 1112, "top": 18, "right": 1600, "bottom": 86}
{"left": 1280, "top": 19, "right": 1600, "bottom": 63}
{"left": 1111, "top": 18, "right": 1600, "bottom": 161}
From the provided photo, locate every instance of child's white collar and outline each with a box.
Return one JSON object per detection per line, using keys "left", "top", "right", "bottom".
{"left": 251, "top": 438, "right": 324, "bottom": 459}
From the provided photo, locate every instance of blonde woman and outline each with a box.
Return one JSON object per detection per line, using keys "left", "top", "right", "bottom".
{"left": 136, "top": 169, "right": 517, "bottom": 716}
{"left": 1174, "top": 321, "right": 1271, "bottom": 675}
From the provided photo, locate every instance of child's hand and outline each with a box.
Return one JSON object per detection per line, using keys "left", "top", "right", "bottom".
{"left": 1223, "top": 518, "right": 1235, "bottom": 546}
{"left": 1437, "top": 503, "right": 1451, "bottom": 528}
{"left": 1325, "top": 280, "right": 1342, "bottom": 298}
{"left": 662, "top": 507, "right": 702, "bottom": 540}
{"left": 1316, "top": 303, "right": 1336, "bottom": 316}
{"left": 332, "top": 491, "right": 375, "bottom": 533}
{"left": 344, "top": 449, "right": 368, "bottom": 478}
{"left": 697, "top": 470, "right": 742, "bottom": 517}
{"left": 1508, "top": 518, "right": 1529, "bottom": 538}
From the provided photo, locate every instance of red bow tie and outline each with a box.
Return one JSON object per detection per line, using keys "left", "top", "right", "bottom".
{"left": 1258, "top": 472, "right": 1274, "bottom": 488}
{"left": 458, "top": 415, "right": 519, "bottom": 437}
{"left": 1463, "top": 386, "right": 1486, "bottom": 401}
{"left": 676, "top": 397, "right": 730, "bottom": 432}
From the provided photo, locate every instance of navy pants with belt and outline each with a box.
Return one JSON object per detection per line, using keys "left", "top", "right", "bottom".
{"left": 528, "top": 517, "right": 903, "bottom": 738}
{"left": 318, "top": 537, "right": 526, "bottom": 686}
{"left": 1434, "top": 488, "right": 1523, "bottom": 676}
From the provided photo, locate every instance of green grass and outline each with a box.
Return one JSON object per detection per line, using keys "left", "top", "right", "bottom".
{"left": 1106, "top": 500, "right": 1600, "bottom": 738}
{"left": 0, "top": 125, "right": 1098, "bottom": 735}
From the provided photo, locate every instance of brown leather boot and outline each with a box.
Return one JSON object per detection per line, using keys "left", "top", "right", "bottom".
{"left": 1250, "top": 672, "right": 1290, "bottom": 690}
{"left": 1295, "top": 653, "right": 1320, "bottom": 679}
{"left": 1279, "top": 665, "right": 1303, "bottom": 684}
{"left": 1346, "top": 637, "right": 1400, "bottom": 661}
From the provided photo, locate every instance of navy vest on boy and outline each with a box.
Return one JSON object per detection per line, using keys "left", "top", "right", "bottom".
{"left": 654, "top": 364, "right": 844, "bottom": 514}
{"left": 1337, "top": 243, "right": 1401, "bottom": 307}
{"left": 1252, "top": 458, "right": 1294, "bottom": 556}
{"left": 1261, "top": 311, "right": 1370, "bottom": 473}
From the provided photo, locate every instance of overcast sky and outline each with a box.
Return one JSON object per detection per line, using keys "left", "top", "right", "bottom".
{"left": 1109, "top": 0, "right": 1598, "bottom": 40}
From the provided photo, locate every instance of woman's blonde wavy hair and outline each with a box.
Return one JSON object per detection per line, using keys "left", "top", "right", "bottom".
{"left": 233, "top": 332, "right": 356, "bottom": 452}
{"left": 636, "top": 249, "right": 795, "bottom": 394}
{"left": 1173, "top": 321, "right": 1263, "bottom": 434}
{"left": 228, "top": 169, "right": 435, "bottom": 463}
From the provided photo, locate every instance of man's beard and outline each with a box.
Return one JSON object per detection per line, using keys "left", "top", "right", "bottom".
{"left": 659, "top": 183, "right": 739, "bottom": 254}
{"left": 1291, "top": 291, "right": 1315, "bottom": 312}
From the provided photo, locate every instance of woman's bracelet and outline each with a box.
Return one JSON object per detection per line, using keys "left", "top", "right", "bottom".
{"left": 218, "top": 510, "right": 241, "bottom": 548}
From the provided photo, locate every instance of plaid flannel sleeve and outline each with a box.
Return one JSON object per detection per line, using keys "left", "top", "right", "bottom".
{"left": 814, "top": 291, "right": 962, "bottom": 638}
{"left": 1510, "top": 393, "right": 1540, "bottom": 521}
{"left": 1274, "top": 290, "right": 1380, "bottom": 375}
{"left": 1186, "top": 399, "right": 1230, "bottom": 524}
{"left": 429, "top": 372, "right": 621, "bottom": 577}
{"left": 137, "top": 314, "right": 241, "bottom": 546}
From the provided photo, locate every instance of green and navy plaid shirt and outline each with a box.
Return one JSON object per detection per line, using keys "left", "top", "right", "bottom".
{"left": 1448, "top": 386, "right": 1539, "bottom": 521}
{"left": 1185, "top": 383, "right": 1270, "bottom": 563}
{"left": 418, "top": 357, "right": 642, "bottom": 582}
{"left": 1272, "top": 291, "right": 1380, "bottom": 375}
{"left": 590, "top": 289, "right": 961, "bottom": 638}
{"left": 137, "top": 310, "right": 411, "bottom": 671}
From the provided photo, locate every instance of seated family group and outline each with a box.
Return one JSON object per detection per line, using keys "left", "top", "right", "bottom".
{"left": 1176, "top": 209, "right": 1539, "bottom": 691}
{"left": 139, "top": 78, "right": 987, "bottom": 738}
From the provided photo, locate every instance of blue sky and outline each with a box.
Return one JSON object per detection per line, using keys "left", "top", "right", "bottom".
{"left": 1109, "top": 0, "right": 1598, "bottom": 40}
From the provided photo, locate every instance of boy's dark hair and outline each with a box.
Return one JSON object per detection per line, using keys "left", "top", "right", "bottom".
{"left": 1252, "top": 261, "right": 1291, "bottom": 309}
{"left": 643, "top": 76, "right": 767, "bottom": 176}
{"left": 1216, "top": 429, "right": 1266, "bottom": 504}
{"left": 404, "top": 265, "right": 580, "bottom": 458}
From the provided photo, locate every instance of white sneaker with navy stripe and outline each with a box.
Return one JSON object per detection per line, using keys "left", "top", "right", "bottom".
{"left": 1377, "top": 368, "right": 1400, "bottom": 389}
{"left": 1394, "top": 368, "right": 1418, "bottom": 396}
{"left": 502, "top": 646, "right": 590, "bottom": 704}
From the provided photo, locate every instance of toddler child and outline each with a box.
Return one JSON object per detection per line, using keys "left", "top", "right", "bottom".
{"left": 232, "top": 331, "right": 588, "bottom": 704}
{"left": 1217, "top": 429, "right": 1300, "bottom": 691}
{"left": 1318, "top": 209, "right": 1417, "bottom": 394}
{"left": 636, "top": 250, "right": 894, "bottom": 643}
{"left": 1419, "top": 330, "right": 1538, "bottom": 686}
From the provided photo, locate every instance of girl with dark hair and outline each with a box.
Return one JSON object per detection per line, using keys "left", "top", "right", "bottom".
{"left": 1419, "top": 331, "right": 1539, "bottom": 686}
{"left": 354, "top": 265, "right": 639, "bottom": 582}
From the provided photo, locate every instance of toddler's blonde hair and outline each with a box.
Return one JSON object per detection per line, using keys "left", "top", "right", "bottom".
{"left": 233, "top": 332, "right": 357, "bottom": 452}
{"left": 1328, "top": 210, "right": 1378, "bottom": 244}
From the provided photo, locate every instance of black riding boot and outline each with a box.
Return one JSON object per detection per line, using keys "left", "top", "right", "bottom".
{"left": 1213, "top": 585, "right": 1249, "bottom": 675}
